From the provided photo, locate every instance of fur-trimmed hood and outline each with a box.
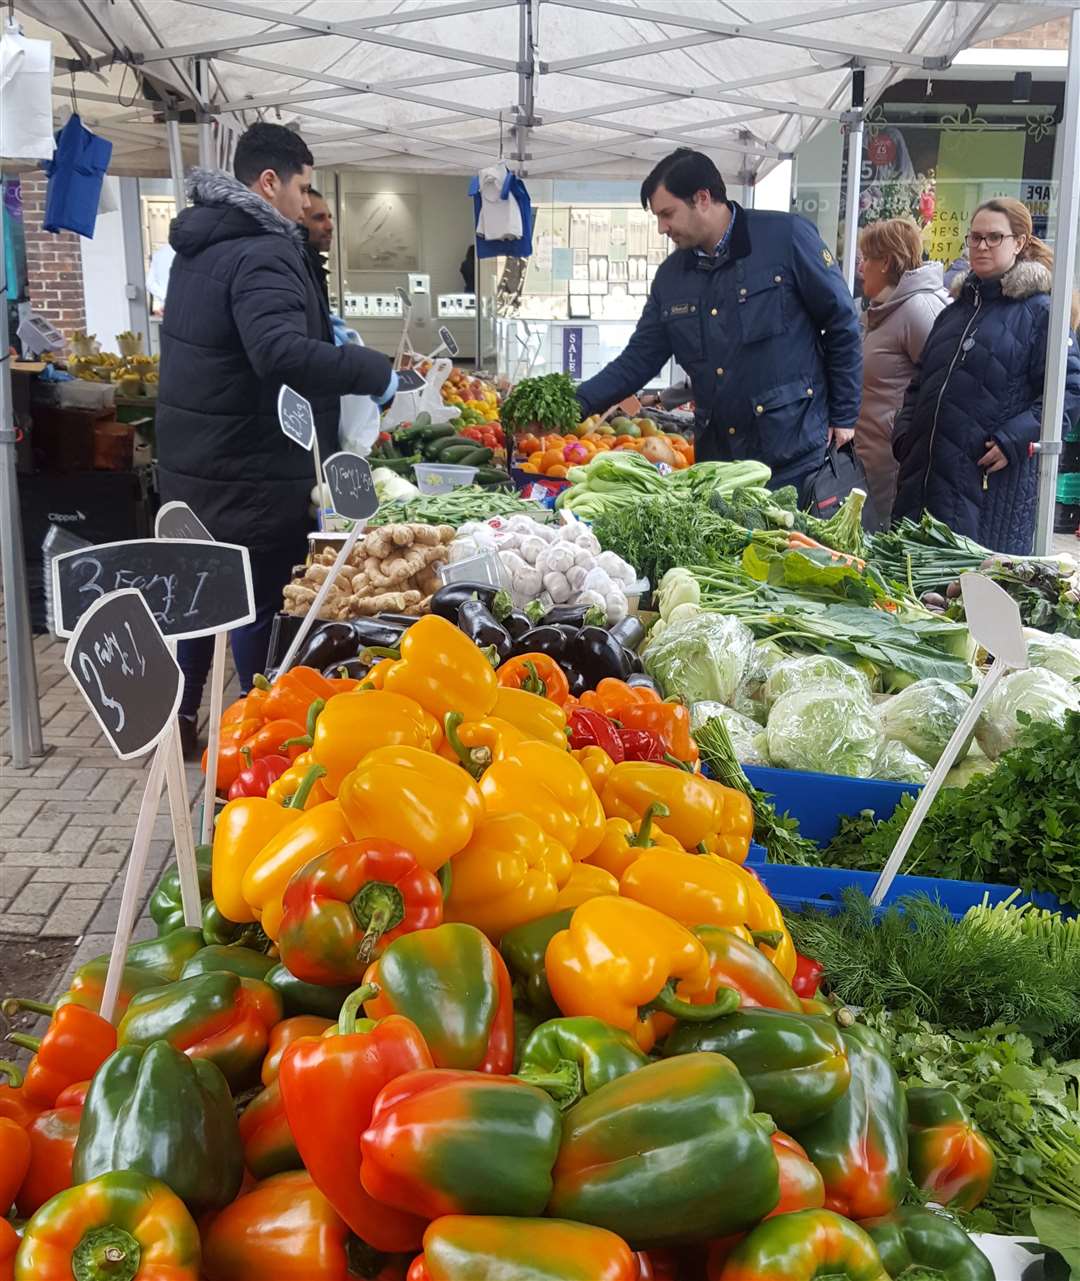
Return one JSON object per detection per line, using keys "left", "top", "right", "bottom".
{"left": 170, "top": 167, "right": 303, "bottom": 258}
{"left": 948, "top": 258, "right": 1052, "bottom": 302}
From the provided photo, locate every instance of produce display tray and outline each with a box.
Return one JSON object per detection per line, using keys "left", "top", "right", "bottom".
{"left": 753, "top": 863, "right": 1070, "bottom": 921}
{"left": 742, "top": 764, "right": 921, "bottom": 847}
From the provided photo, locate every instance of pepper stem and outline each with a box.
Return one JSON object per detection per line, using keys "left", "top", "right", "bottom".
{"left": 521, "top": 661, "right": 547, "bottom": 697}
{"left": 253, "top": 673, "right": 272, "bottom": 691}
{"left": 514, "top": 1058, "right": 584, "bottom": 1110}
{"left": 642, "top": 981, "right": 741, "bottom": 1023}
{"left": 350, "top": 882, "right": 406, "bottom": 964}
{"left": 630, "top": 802, "right": 670, "bottom": 848}
{"left": 2, "top": 996, "right": 54, "bottom": 1018}
{"left": 664, "top": 753, "right": 695, "bottom": 773}
{"left": 437, "top": 860, "right": 453, "bottom": 901}
{"left": 360, "top": 645, "right": 401, "bottom": 663}
{"left": 337, "top": 983, "right": 380, "bottom": 1036}
{"left": 0, "top": 1060, "right": 23, "bottom": 1087}
{"left": 750, "top": 930, "right": 784, "bottom": 949}
{"left": 6, "top": 1032, "right": 42, "bottom": 1053}
{"left": 240, "top": 746, "right": 253, "bottom": 770}
{"left": 345, "top": 1235, "right": 393, "bottom": 1280}
{"left": 71, "top": 1226, "right": 141, "bottom": 1281}
{"left": 285, "top": 763, "right": 327, "bottom": 810}
{"left": 443, "top": 712, "right": 489, "bottom": 779}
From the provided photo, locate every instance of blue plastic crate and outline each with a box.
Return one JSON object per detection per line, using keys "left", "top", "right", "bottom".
{"left": 742, "top": 765, "right": 920, "bottom": 847}
{"left": 751, "top": 863, "right": 1071, "bottom": 921}
{"left": 746, "top": 841, "right": 766, "bottom": 865}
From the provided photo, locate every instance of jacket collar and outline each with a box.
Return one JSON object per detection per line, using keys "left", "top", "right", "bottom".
{"left": 680, "top": 201, "right": 751, "bottom": 270}
{"left": 949, "top": 258, "right": 1052, "bottom": 304}
{"left": 185, "top": 167, "right": 304, "bottom": 242}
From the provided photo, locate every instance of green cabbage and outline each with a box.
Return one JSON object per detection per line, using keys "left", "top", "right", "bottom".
{"left": 872, "top": 739, "right": 931, "bottom": 784}
{"left": 643, "top": 612, "right": 754, "bottom": 706}
{"left": 691, "top": 702, "right": 769, "bottom": 764}
{"left": 762, "top": 654, "right": 871, "bottom": 711}
{"left": 876, "top": 678, "right": 973, "bottom": 766}
{"left": 766, "top": 681, "right": 882, "bottom": 778}
{"left": 1023, "top": 627, "right": 1080, "bottom": 683}
{"left": 975, "top": 667, "right": 1080, "bottom": 759}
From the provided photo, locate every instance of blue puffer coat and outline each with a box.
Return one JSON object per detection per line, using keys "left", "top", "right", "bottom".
{"left": 892, "top": 260, "right": 1080, "bottom": 553}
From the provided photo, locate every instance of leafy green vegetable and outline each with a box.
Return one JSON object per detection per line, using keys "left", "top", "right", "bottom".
{"left": 742, "top": 542, "right": 893, "bottom": 607}
{"left": 762, "top": 653, "right": 872, "bottom": 711}
{"left": 500, "top": 372, "right": 582, "bottom": 432}
{"left": 788, "top": 890, "right": 1080, "bottom": 1052}
{"left": 823, "top": 711, "right": 1080, "bottom": 908}
{"left": 976, "top": 668, "right": 1080, "bottom": 759}
{"left": 643, "top": 611, "right": 754, "bottom": 705}
{"left": 1029, "top": 1207, "right": 1080, "bottom": 1281}
{"left": 591, "top": 498, "right": 748, "bottom": 588}
{"left": 808, "top": 488, "right": 867, "bottom": 558}
{"left": 864, "top": 1008, "right": 1080, "bottom": 1235}
{"left": 877, "top": 678, "right": 974, "bottom": 767}
{"left": 766, "top": 682, "right": 883, "bottom": 778}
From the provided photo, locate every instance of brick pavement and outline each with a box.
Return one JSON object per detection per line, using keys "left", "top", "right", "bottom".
{"left": 1, "top": 628, "right": 235, "bottom": 999}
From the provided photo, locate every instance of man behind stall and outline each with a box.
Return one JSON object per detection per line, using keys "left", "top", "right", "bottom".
{"left": 576, "top": 148, "right": 862, "bottom": 492}
{"left": 300, "top": 186, "right": 333, "bottom": 305}
{"left": 156, "top": 123, "right": 396, "bottom": 756}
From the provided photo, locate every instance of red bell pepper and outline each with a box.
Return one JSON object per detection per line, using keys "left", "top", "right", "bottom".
{"left": 0, "top": 1117, "right": 30, "bottom": 1216}
{"left": 261, "top": 1016, "right": 334, "bottom": 1087}
{"left": 0, "top": 1217, "right": 16, "bottom": 1281}
{"left": 567, "top": 709, "right": 625, "bottom": 763}
{"left": 16, "top": 1102, "right": 82, "bottom": 1216}
{"left": 2, "top": 997, "right": 116, "bottom": 1109}
{"left": 791, "top": 953, "right": 825, "bottom": 999}
{"left": 228, "top": 750, "right": 292, "bottom": 800}
{"left": 618, "top": 728, "right": 668, "bottom": 762}
{"left": 278, "top": 840, "right": 444, "bottom": 985}
{"left": 768, "top": 1131, "right": 826, "bottom": 1218}
{"left": 277, "top": 987, "right": 431, "bottom": 1253}
{"left": 0, "top": 1062, "right": 40, "bottom": 1128}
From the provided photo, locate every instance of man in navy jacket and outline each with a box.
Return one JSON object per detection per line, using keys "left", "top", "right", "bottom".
{"left": 576, "top": 149, "right": 862, "bottom": 490}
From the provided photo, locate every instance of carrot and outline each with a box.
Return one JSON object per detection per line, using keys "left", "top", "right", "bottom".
{"left": 786, "top": 531, "right": 866, "bottom": 571}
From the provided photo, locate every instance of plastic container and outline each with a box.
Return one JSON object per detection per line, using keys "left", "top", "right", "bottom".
{"left": 436, "top": 550, "right": 510, "bottom": 591}
{"left": 750, "top": 863, "right": 1070, "bottom": 920}
{"left": 742, "top": 764, "right": 920, "bottom": 847}
{"left": 58, "top": 380, "right": 115, "bottom": 412}
{"left": 414, "top": 463, "right": 477, "bottom": 495}
{"left": 624, "top": 577, "right": 650, "bottom": 615}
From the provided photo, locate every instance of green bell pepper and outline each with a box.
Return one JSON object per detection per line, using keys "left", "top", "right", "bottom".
{"left": 117, "top": 971, "right": 282, "bottom": 1089}
{"left": 663, "top": 1007, "right": 851, "bottom": 1130}
{"left": 263, "top": 962, "right": 354, "bottom": 1020}
{"left": 906, "top": 1087, "right": 996, "bottom": 1211}
{"left": 180, "top": 944, "right": 276, "bottom": 983}
{"left": 149, "top": 845, "right": 212, "bottom": 935}
{"left": 548, "top": 1052, "right": 779, "bottom": 1248}
{"left": 516, "top": 1016, "right": 649, "bottom": 1108}
{"left": 500, "top": 908, "right": 574, "bottom": 1018}
{"left": 862, "top": 1208, "right": 993, "bottom": 1281}
{"left": 201, "top": 899, "right": 271, "bottom": 950}
{"left": 72, "top": 1039, "right": 243, "bottom": 1214}
{"left": 122, "top": 928, "right": 207, "bottom": 981}
{"left": 721, "top": 1209, "right": 890, "bottom": 1281}
{"left": 792, "top": 1022, "right": 908, "bottom": 1221}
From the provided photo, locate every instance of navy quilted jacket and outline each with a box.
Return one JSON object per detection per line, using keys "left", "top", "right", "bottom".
{"left": 892, "top": 260, "right": 1080, "bottom": 554}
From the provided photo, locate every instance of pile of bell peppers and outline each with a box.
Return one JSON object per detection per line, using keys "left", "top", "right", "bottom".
{"left": 0, "top": 617, "right": 999, "bottom": 1280}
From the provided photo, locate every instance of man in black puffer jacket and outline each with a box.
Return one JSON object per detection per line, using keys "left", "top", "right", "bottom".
{"left": 156, "top": 124, "right": 396, "bottom": 753}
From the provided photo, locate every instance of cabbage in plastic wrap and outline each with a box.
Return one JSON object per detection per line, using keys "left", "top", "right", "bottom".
{"left": 876, "top": 678, "right": 973, "bottom": 766}
{"left": 691, "top": 702, "right": 770, "bottom": 765}
{"left": 766, "top": 681, "right": 883, "bottom": 778}
{"left": 643, "top": 612, "right": 754, "bottom": 706}
{"left": 1022, "top": 627, "right": 1080, "bottom": 684}
{"left": 872, "top": 739, "right": 931, "bottom": 784}
{"left": 762, "top": 654, "right": 872, "bottom": 712}
{"left": 975, "top": 667, "right": 1080, "bottom": 759}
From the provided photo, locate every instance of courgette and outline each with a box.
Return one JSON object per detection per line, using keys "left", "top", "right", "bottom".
{"left": 425, "top": 434, "right": 480, "bottom": 459}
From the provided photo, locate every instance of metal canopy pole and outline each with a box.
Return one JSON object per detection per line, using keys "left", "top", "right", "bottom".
{"left": 514, "top": 0, "right": 535, "bottom": 172}
{"left": 0, "top": 193, "right": 45, "bottom": 768}
{"left": 165, "top": 112, "right": 188, "bottom": 211}
{"left": 196, "top": 60, "right": 213, "bottom": 170}
{"left": 841, "top": 67, "right": 866, "bottom": 293}
{"left": 1034, "top": 6, "right": 1080, "bottom": 555}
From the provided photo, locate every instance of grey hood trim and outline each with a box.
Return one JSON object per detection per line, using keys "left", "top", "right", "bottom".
{"left": 185, "top": 167, "right": 303, "bottom": 242}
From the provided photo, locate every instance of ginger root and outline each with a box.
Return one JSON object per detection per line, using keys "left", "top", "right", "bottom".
{"left": 352, "top": 590, "right": 422, "bottom": 615}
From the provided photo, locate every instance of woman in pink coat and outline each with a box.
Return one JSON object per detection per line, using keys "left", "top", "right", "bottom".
{"left": 855, "top": 218, "right": 949, "bottom": 524}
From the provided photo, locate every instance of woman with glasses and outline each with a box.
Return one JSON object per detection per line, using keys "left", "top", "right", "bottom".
{"left": 856, "top": 218, "right": 949, "bottom": 525}
{"left": 892, "top": 198, "right": 1080, "bottom": 553}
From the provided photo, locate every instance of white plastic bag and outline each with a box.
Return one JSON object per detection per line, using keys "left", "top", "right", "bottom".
{"left": 0, "top": 20, "right": 55, "bottom": 162}
{"left": 382, "top": 357, "right": 461, "bottom": 429}
{"left": 334, "top": 323, "right": 382, "bottom": 457}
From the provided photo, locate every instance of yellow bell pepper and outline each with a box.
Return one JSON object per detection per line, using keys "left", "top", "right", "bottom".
{"left": 440, "top": 713, "right": 528, "bottom": 775}
{"left": 241, "top": 800, "right": 353, "bottom": 939}
{"left": 381, "top": 615, "right": 498, "bottom": 723}
{"left": 481, "top": 741, "right": 605, "bottom": 862}
{"left": 443, "top": 814, "right": 573, "bottom": 940}
{"left": 587, "top": 804, "right": 682, "bottom": 880}
{"left": 552, "top": 861, "right": 619, "bottom": 911}
{"left": 265, "top": 751, "right": 332, "bottom": 809}
{"left": 491, "top": 686, "right": 568, "bottom": 748}
{"left": 573, "top": 746, "right": 616, "bottom": 793}
{"left": 545, "top": 896, "right": 740, "bottom": 1052}
{"left": 212, "top": 766, "right": 326, "bottom": 923}
{"left": 702, "top": 780, "right": 755, "bottom": 865}
{"left": 710, "top": 858, "right": 797, "bottom": 981}
{"left": 601, "top": 761, "right": 751, "bottom": 859}
{"left": 338, "top": 745, "right": 483, "bottom": 873}
{"left": 619, "top": 847, "right": 754, "bottom": 935}
{"left": 300, "top": 690, "right": 442, "bottom": 794}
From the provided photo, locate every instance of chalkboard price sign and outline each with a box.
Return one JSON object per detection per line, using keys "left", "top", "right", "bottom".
{"left": 155, "top": 501, "right": 213, "bottom": 542}
{"left": 438, "top": 326, "right": 460, "bottom": 357}
{"left": 64, "top": 590, "right": 182, "bottom": 760}
{"left": 323, "top": 452, "right": 379, "bottom": 522}
{"left": 52, "top": 538, "right": 255, "bottom": 641}
{"left": 396, "top": 368, "right": 426, "bottom": 392}
{"left": 278, "top": 384, "right": 316, "bottom": 450}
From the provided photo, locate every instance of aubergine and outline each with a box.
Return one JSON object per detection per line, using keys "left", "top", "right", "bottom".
{"left": 562, "top": 664, "right": 588, "bottom": 698}
{"left": 457, "top": 600, "right": 513, "bottom": 661}
{"left": 626, "top": 673, "right": 662, "bottom": 695}
{"left": 502, "top": 610, "right": 533, "bottom": 641}
{"left": 322, "top": 658, "right": 372, "bottom": 681}
{"left": 570, "top": 626, "right": 634, "bottom": 685}
{"left": 541, "top": 604, "right": 606, "bottom": 629}
{"left": 509, "top": 625, "right": 572, "bottom": 663}
{"left": 609, "top": 616, "right": 646, "bottom": 652}
{"left": 621, "top": 646, "right": 644, "bottom": 675}
{"left": 430, "top": 582, "right": 501, "bottom": 621}
{"left": 294, "top": 619, "right": 405, "bottom": 670}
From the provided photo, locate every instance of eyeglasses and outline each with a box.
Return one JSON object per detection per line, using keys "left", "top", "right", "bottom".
{"left": 965, "top": 232, "right": 1015, "bottom": 249}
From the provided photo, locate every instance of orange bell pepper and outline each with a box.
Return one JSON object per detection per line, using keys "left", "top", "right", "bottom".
{"left": 15, "top": 1102, "right": 82, "bottom": 1217}
{"left": 264, "top": 666, "right": 338, "bottom": 725}
{"left": 0, "top": 1117, "right": 30, "bottom": 1216}
{"left": 0, "top": 1063, "right": 40, "bottom": 1129}
{"left": 261, "top": 1016, "right": 334, "bottom": 1087}
{"left": 0, "top": 1217, "right": 16, "bottom": 1281}
{"left": 545, "top": 896, "right": 740, "bottom": 1052}
{"left": 497, "top": 654, "right": 571, "bottom": 706}
{"left": 1, "top": 998, "right": 116, "bottom": 1109}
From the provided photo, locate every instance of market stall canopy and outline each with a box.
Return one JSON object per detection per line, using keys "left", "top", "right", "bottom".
{"left": 11, "top": 0, "right": 1077, "bottom": 178}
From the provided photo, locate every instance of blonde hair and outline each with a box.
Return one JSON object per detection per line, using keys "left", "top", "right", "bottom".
{"left": 859, "top": 218, "right": 924, "bottom": 285}
{"left": 974, "top": 197, "right": 1079, "bottom": 327}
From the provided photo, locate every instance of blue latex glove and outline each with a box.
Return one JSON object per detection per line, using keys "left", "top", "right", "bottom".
{"left": 330, "top": 313, "right": 352, "bottom": 347}
{"left": 373, "top": 369, "right": 399, "bottom": 406}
